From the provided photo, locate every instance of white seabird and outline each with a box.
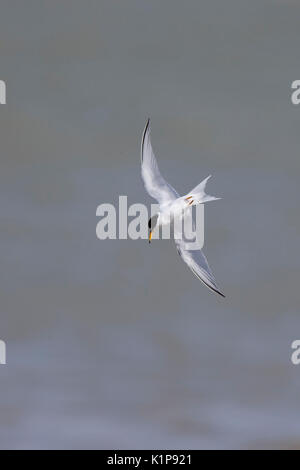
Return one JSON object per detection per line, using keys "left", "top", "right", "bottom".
{"left": 141, "top": 119, "right": 225, "bottom": 298}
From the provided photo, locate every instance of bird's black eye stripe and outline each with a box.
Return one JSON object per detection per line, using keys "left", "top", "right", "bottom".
{"left": 148, "top": 214, "right": 158, "bottom": 230}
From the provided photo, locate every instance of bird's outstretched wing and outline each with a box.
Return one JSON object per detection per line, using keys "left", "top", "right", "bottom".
{"left": 141, "top": 119, "right": 179, "bottom": 204}
{"left": 175, "top": 239, "right": 225, "bottom": 298}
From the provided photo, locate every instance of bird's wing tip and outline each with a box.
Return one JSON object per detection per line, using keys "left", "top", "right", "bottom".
{"left": 143, "top": 118, "right": 151, "bottom": 138}
{"left": 141, "top": 119, "right": 151, "bottom": 163}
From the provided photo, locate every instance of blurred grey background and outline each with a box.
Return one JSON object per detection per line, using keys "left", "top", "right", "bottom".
{"left": 0, "top": 0, "right": 300, "bottom": 449}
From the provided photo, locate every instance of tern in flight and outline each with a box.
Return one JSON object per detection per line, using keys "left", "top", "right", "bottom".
{"left": 141, "top": 119, "right": 225, "bottom": 298}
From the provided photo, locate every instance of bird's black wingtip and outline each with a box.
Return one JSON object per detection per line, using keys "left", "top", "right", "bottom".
{"left": 145, "top": 118, "right": 150, "bottom": 132}
{"left": 215, "top": 288, "right": 226, "bottom": 298}
{"left": 141, "top": 119, "right": 151, "bottom": 164}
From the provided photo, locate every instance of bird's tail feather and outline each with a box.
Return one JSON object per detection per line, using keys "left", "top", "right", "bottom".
{"left": 184, "top": 175, "right": 221, "bottom": 205}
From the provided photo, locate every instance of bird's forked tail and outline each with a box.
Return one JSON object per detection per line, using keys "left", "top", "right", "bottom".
{"left": 184, "top": 175, "right": 221, "bottom": 206}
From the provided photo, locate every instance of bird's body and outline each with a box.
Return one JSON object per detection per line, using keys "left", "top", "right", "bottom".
{"left": 141, "top": 119, "right": 225, "bottom": 298}
{"left": 155, "top": 197, "right": 186, "bottom": 226}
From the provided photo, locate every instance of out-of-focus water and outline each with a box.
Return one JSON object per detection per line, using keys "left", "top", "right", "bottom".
{"left": 0, "top": 0, "right": 300, "bottom": 449}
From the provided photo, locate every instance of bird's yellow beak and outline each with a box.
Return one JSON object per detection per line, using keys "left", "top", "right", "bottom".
{"left": 149, "top": 230, "right": 153, "bottom": 243}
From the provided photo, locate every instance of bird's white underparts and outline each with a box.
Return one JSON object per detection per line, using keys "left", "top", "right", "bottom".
{"left": 141, "top": 119, "right": 225, "bottom": 298}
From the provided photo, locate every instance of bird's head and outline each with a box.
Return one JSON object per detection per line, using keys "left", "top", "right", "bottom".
{"left": 148, "top": 214, "right": 159, "bottom": 243}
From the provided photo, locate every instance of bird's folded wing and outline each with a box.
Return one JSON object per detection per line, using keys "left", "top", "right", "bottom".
{"left": 175, "top": 239, "right": 225, "bottom": 297}
{"left": 141, "top": 119, "right": 179, "bottom": 204}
